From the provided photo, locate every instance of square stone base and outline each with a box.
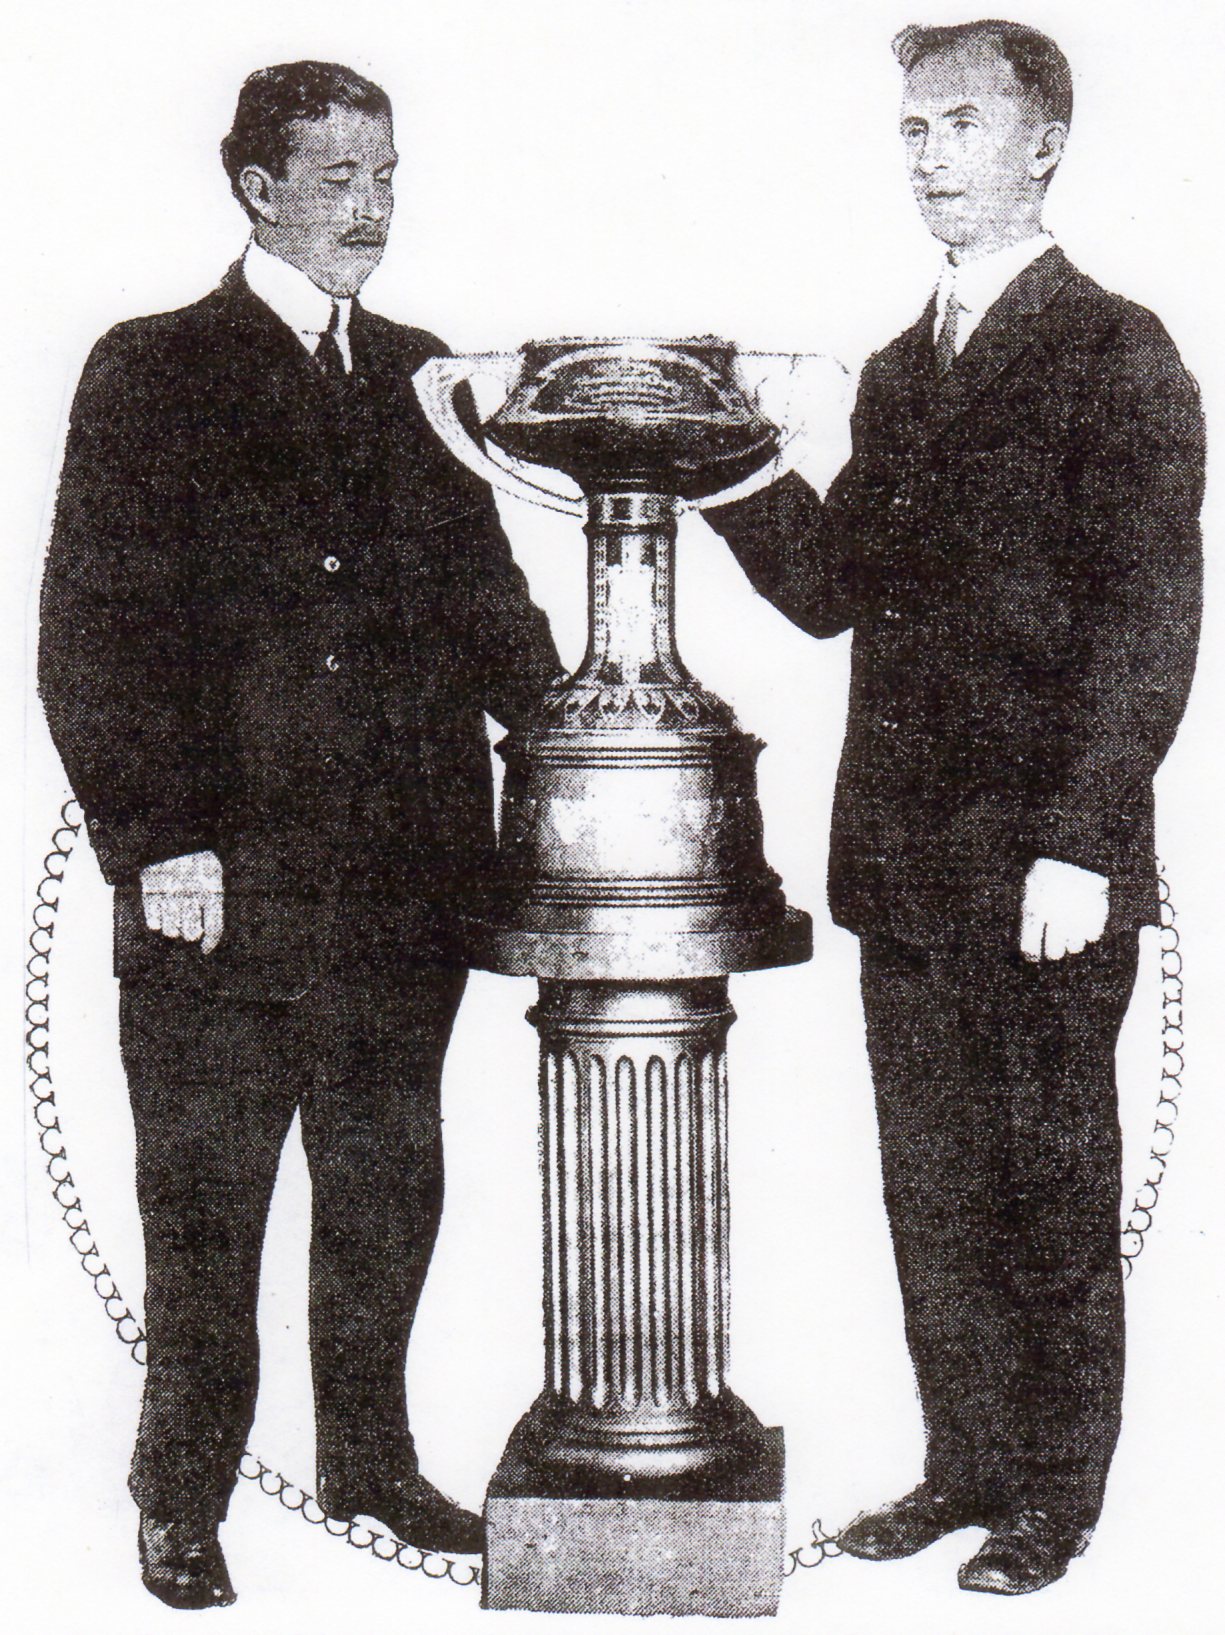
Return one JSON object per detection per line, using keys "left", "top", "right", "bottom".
{"left": 483, "top": 1432, "right": 785, "bottom": 1617}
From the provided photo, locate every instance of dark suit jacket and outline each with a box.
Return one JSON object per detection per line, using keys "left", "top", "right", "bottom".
{"left": 706, "top": 248, "right": 1204, "bottom": 947}
{"left": 40, "top": 264, "right": 560, "bottom": 995}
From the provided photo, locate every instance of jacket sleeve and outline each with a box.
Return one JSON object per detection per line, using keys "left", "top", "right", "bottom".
{"left": 424, "top": 376, "right": 564, "bottom": 730}
{"left": 1031, "top": 309, "right": 1204, "bottom": 871}
{"left": 38, "top": 326, "right": 220, "bottom": 883}
{"left": 701, "top": 368, "right": 888, "bottom": 638}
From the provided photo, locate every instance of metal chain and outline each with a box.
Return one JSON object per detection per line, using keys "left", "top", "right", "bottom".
{"left": 26, "top": 799, "right": 1188, "bottom": 1585}
{"left": 784, "top": 1522, "right": 844, "bottom": 1576}
{"left": 233, "top": 1454, "right": 479, "bottom": 1585}
{"left": 1120, "top": 863, "right": 1183, "bottom": 1276}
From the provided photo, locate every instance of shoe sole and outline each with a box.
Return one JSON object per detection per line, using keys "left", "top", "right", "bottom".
{"left": 958, "top": 1567, "right": 1068, "bottom": 1596}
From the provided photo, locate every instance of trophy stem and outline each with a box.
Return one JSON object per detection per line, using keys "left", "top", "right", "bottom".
{"left": 577, "top": 492, "right": 688, "bottom": 691}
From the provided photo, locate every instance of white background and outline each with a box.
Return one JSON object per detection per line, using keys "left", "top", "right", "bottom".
{"left": 4, "top": 2, "right": 1223, "bottom": 1631}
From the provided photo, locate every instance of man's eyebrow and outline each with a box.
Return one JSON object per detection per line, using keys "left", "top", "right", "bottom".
{"left": 943, "top": 102, "right": 980, "bottom": 118}
{"left": 320, "top": 155, "right": 398, "bottom": 171}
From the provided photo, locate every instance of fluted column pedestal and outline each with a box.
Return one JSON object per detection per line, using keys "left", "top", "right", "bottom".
{"left": 483, "top": 981, "right": 784, "bottom": 1617}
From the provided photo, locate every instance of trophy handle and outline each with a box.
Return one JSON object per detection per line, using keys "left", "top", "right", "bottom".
{"left": 413, "top": 355, "right": 586, "bottom": 517}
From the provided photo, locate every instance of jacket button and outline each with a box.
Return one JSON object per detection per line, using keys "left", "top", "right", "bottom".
{"left": 324, "top": 555, "right": 341, "bottom": 572}
{"left": 325, "top": 654, "right": 339, "bottom": 672}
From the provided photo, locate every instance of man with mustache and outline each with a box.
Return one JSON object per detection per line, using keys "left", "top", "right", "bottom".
{"left": 705, "top": 19, "right": 1202, "bottom": 1596}
{"left": 39, "top": 60, "right": 559, "bottom": 1608}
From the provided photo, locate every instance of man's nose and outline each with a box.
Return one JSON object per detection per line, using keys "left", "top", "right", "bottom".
{"left": 914, "top": 137, "right": 942, "bottom": 176}
{"left": 353, "top": 180, "right": 389, "bottom": 221}
{"left": 914, "top": 130, "right": 950, "bottom": 176}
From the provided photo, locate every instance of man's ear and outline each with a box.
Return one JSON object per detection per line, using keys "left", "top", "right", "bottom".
{"left": 238, "top": 164, "right": 279, "bottom": 224}
{"left": 1030, "top": 121, "right": 1067, "bottom": 182}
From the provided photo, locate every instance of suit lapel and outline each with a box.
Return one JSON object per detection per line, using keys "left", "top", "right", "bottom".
{"left": 209, "top": 261, "right": 340, "bottom": 411}
{"left": 348, "top": 300, "right": 389, "bottom": 390}
{"left": 220, "top": 269, "right": 389, "bottom": 408}
{"left": 920, "top": 246, "right": 1076, "bottom": 441}
{"left": 887, "top": 300, "right": 940, "bottom": 441}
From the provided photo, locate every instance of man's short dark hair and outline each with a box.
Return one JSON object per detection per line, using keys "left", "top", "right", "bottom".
{"left": 221, "top": 61, "right": 392, "bottom": 217}
{"left": 893, "top": 19, "right": 1073, "bottom": 127}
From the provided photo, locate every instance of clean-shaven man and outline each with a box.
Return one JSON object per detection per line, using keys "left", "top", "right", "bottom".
{"left": 704, "top": 20, "right": 1202, "bottom": 1596}
{"left": 40, "top": 61, "right": 559, "bottom": 1609}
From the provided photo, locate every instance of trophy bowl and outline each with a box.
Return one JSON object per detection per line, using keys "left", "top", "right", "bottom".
{"left": 483, "top": 336, "right": 781, "bottom": 501}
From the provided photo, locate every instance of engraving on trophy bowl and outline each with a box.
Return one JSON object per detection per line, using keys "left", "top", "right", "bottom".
{"left": 484, "top": 337, "right": 780, "bottom": 500}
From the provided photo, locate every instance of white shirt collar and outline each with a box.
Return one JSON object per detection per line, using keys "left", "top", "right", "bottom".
{"left": 935, "top": 231, "right": 1054, "bottom": 352}
{"left": 242, "top": 238, "right": 353, "bottom": 367}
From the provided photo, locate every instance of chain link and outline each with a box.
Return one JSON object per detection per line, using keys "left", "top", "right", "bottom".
{"left": 27, "top": 799, "right": 1187, "bottom": 1584}
{"left": 784, "top": 1521, "right": 844, "bottom": 1576}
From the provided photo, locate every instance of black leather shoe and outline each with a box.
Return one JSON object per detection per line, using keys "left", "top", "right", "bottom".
{"left": 838, "top": 1483, "right": 981, "bottom": 1560}
{"left": 958, "top": 1509, "right": 1091, "bottom": 1595}
{"left": 138, "top": 1514, "right": 236, "bottom": 1609}
{"left": 323, "top": 1474, "right": 483, "bottom": 1555}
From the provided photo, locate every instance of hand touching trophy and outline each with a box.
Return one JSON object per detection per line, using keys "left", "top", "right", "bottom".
{"left": 415, "top": 338, "right": 814, "bottom": 1618}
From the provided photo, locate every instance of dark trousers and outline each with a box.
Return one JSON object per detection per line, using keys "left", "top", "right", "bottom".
{"left": 119, "top": 961, "right": 467, "bottom": 1524}
{"left": 859, "top": 929, "right": 1139, "bottom": 1527}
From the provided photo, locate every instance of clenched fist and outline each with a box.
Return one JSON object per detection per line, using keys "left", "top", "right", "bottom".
{"left": 139, "top": 849, "right": 224, "bottom": 955}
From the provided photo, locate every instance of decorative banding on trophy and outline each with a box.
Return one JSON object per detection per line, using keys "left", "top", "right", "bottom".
{"left": 415, "top": 337, "right": 812, "bottom": 1617}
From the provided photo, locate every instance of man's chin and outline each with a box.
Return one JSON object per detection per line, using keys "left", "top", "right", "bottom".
{"left": 315, "top": 247, "right": 386, "bottom": 298}
{"left": 918, "top": 199, "right": 967, "bottom": 237}
{"left": 920, "top": 211, "right": 979, "bottom": 253}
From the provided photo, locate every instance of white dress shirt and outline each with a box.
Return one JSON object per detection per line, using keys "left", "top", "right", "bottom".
{"left": 242, "top": 238, "right": 353, "bottom": 372}
{"left": 934, "top": 231, "right": 1054, "bottom": 356}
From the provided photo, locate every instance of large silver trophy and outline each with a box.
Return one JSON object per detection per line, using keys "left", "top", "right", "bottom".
{"left": 415, "top": 338, "right": 812, "bottom": 1617}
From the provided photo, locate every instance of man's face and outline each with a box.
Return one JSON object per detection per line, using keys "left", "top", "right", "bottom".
{"left": 253, "top": 104, "right": 397, "bottom": 296}
{"left": 900, "top": 41, "right": 1059, "bottom": 257}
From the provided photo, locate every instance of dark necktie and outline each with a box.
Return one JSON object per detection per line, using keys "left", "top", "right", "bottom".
{"left": 934, "top": 293, "right": 963, "bottom": 376}
{"left": 315, "top": 301, "right": 347, "bottom": 384}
